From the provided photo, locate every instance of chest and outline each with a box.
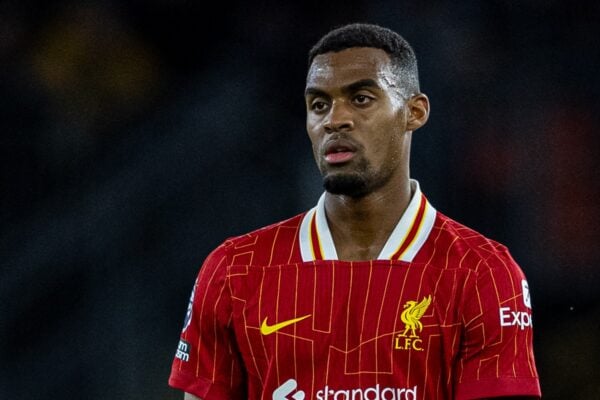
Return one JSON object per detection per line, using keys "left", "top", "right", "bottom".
{"left": 227, "top": 262, "right": 468, "bottom": 383}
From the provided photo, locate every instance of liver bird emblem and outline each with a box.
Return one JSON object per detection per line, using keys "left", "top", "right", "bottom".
{"left": 400, "top": 295, "right": 432, "bottom": 337}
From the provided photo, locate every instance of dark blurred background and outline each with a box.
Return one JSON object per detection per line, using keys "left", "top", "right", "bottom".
{"left": 1, "top": 0, "right": 598, "bottom": 399}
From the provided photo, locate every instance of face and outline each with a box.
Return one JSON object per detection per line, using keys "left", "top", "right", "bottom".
{"left": 305, "top": 47, "right": 418, "bottom": 198}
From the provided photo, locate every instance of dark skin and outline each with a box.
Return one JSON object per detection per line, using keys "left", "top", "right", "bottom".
{"left": 183, "top": 47, "right": 536, "bottom": 400}
{"left": 305, "top": 47, "right": 428, "bottom": 261}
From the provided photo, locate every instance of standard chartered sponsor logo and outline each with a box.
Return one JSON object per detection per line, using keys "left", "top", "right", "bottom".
{"left": 273, "top": 379, "right": 305, "bottom": 400}
{"left": 274, "top": 379, "right": 418, "bottom": 400}
{"left": 316, "top": 384, "right": 417, "bottom": 400}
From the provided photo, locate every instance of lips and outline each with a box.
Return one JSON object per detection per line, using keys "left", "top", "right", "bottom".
{"left": 324, "top": 139, "right": 357, "bottom": 164}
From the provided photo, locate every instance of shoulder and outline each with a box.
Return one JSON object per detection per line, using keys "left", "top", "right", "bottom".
{"left": 431, "top": 213, "right": 533, "bottom": 318}
{"left": 204, "top": 212, "right": 307, "bottom": 268}
{"left": 428, "top": 211, "right": 522, "bottom": 275}
{"left": 221, "top": 212, "right": 306, "bottom": 254}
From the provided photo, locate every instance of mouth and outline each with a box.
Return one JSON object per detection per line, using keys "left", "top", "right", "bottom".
{"left": 324, "top": 140, "right": 357, "bottom": 164}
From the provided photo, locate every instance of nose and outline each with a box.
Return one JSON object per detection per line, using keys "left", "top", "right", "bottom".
{"left": 324, "top": 101, "right": 354, "bottom": 134}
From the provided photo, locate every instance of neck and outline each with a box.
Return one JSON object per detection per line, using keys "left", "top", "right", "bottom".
{"left": 324, "top": 178, "right": 413, "bottom": 261}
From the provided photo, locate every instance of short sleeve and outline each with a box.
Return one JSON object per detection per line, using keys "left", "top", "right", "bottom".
{"left": 455, "top": 246, "right": 541, "bottom": 399}
{"left": 168, "top": 244, "right": 246, "bottom": 399}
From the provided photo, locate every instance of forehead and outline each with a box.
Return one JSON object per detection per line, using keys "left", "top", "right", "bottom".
{"left": 306, "top": 47, "right": 393, "bottom": 91}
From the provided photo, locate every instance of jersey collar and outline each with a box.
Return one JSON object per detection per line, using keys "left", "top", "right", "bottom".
{"left": 299, "top": 179, "right": 437, "bottom": 262}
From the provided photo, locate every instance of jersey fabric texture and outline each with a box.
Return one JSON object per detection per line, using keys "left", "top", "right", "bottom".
{"left": 168, "top": 181, "right": 541, "bottom": 399}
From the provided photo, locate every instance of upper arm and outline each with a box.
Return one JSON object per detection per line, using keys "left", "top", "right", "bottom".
{"left": 167, "top": 245, "right": 246, "bottom": 398}
{"left": 454, "top": 248, "right": 541, "bottom": 399}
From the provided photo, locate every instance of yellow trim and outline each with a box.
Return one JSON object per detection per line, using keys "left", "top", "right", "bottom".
{"left": 397, "top": 203, "right": 428, "bottom": 260}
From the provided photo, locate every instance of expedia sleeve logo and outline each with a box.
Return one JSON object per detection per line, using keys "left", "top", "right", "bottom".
{"left": 499, "top": 307, "right": 532, "bottom": 329}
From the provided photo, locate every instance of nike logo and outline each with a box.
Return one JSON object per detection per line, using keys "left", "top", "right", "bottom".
{"left": 260, "top": 314, "right": 311, "bottom": 335}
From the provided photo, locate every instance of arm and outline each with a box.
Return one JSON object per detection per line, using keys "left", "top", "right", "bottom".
{"left": 184, "top": 393, "right": 201, "bottom": 400}
{"left": 168, "top": 244, "right": 246, "bottom": 399}
{"left": 455, "top": 246, "right": 541, "bottom": 399}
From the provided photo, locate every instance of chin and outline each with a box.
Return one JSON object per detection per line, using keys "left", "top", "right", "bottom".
{"left": 323, "top": 174, "right": 370, "bottom": 198}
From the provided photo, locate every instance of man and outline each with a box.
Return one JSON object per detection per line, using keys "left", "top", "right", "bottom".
{"left": 168, "top": 23, "right": 541, "bottom": 399}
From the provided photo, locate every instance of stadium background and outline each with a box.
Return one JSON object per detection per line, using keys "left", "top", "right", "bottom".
{"left": 1, "top": 1, "right": 598, "bottom": 399}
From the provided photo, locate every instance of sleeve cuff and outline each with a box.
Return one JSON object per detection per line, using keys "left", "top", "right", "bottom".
{"left": 169, "top": 371, "right": 239, "bottom": 399}
{"left": 455, "top": 376, "right": 541, "bottom": 399}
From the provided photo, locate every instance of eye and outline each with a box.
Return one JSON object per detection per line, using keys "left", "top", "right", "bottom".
{"left": 310, "top": 99, "right": 330, "bottom": 113}
{"left": 353, "top": 94, "right": 374, "bottom": 106}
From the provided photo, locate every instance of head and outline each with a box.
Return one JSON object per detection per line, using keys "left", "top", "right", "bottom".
{"left": 305, "top": 23, "right": 429, "bottom": 198}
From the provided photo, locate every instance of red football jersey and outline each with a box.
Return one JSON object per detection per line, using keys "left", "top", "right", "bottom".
{"left": 169, "top": 181, "right": 541, "bottom": 399}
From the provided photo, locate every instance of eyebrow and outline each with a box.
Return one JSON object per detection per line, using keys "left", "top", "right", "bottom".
{"left": 304, "top": 78, "right": 382, "bottom": 97}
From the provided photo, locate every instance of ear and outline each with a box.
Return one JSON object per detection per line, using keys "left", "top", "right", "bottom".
{"left": 406, "top": 93, "right": 430, "bottom": 131}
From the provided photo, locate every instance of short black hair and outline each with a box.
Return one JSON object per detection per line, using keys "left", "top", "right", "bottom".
{"left": 308, "top": 23, "right": 420, "bottom": 98}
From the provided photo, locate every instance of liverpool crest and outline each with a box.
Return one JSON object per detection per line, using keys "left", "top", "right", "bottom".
{"left": 395, "top": 295, "right": 432, "bottom": 351}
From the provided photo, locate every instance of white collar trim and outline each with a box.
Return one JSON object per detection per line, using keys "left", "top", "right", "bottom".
{"left": 299, "top": 179, "right": 437, "bottom": 262}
